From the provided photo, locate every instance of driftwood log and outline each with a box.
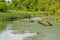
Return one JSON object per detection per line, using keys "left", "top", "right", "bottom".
{"left": 37, "top": 21, "right": 53, "bottom": 26}
{"left": 29, "top": 17, "right": 53, "bottom": 26}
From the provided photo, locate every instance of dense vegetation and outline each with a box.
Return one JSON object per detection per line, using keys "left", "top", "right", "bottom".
{"left": 0, "top": 0, "right": 60, "bottom": 17}
{"left": 0, "top": 0, "right": 60, "bottom": 32}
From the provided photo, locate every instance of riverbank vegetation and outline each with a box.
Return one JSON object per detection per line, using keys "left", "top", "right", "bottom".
{"left": 0, "top": 0, "right": 60, "bottom": 32}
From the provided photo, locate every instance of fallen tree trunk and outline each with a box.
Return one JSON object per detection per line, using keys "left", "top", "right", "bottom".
{"left": 37, "top": 21, "right": 53, "bottom": 26}
{"left": 47, "top": 21, "right": 53, "bottom": 26}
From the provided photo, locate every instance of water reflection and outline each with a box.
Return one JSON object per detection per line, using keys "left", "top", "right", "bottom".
{"left": 0, "top": 30, "right": 12, "bottom": 40}
{"left": 0, "top": 29, "right": 38, "bottom": 40}
{"left": 0, "top": 21, "right": 60, "bottom": 40}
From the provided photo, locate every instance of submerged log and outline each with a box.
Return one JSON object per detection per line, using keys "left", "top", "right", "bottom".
{"left": 38, "top": 21, "right": 48, "bottom": 26}
{"left": 37, "top": 21, "right": 53, "bottom": 26}
{"left": 46, "top": 21, "right": 53, "bottom": 26}
{"left": 29, "top": 17, "right": 53, "bottom": 26}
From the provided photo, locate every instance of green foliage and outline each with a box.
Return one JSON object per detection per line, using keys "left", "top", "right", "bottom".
{"left": 0, "top": 0, "right": 60, "bottom": 13}
{"left": 0, "top": 2, "right": 7, "bottom": 12}
{"left": 11, "top": 0, "right": 38, "bottom": 12}
{"left": 55, "top": 9, "right": 60, "bottom": 24}
{"left": 0, "top": 0, "right": 5, "bottom": 2}
{"left": 9, "top": 0, "right": 60, "bottom": 15}
{"left": 55, "top": 9, "right": 60, "bottom": 16}
{"left": 0, "top": 12, "right": 31, "bottom": 21}
{"left": 6, "top": 3, "right": 14, "bottom": 10}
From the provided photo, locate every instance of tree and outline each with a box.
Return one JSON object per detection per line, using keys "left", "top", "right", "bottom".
{"left": 0, "top": 2, "right": 7, "bottom": 12}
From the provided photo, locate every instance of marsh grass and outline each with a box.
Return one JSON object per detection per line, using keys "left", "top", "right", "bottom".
{"left": 0, "top": 11, "right": 49, "bottom": 22}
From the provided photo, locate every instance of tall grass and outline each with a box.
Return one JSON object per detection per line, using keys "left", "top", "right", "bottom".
{"left": 0, "top": 11, "right": 48, "bottom": 22}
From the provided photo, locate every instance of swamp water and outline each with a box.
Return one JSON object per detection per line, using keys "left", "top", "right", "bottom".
{"left": 0, "top": 20, "right": 60, "bottom": 40}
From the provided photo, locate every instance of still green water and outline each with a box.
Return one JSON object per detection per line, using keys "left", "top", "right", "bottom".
{"left": 11, "top": 20, "right": 60, "bottom": 40}
{"left": 0, "top": 20, "right": 60, "bottom": 40}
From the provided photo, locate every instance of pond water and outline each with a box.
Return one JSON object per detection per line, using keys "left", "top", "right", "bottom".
{"left": 0, "top": 23, "right": 37, "bottom": 40}
{"left": 0, "top": 20, "right": 60, "bottom": 40}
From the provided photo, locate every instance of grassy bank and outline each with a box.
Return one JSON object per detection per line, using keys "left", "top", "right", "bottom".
{"left": 0, "top": 12, "right": 40, "bottom": 32}
{"left": 0, "top": 11, "right": 60, "bottom": 32}
{"left": 0, "top": 11, "right": 48, "bottom": 22}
